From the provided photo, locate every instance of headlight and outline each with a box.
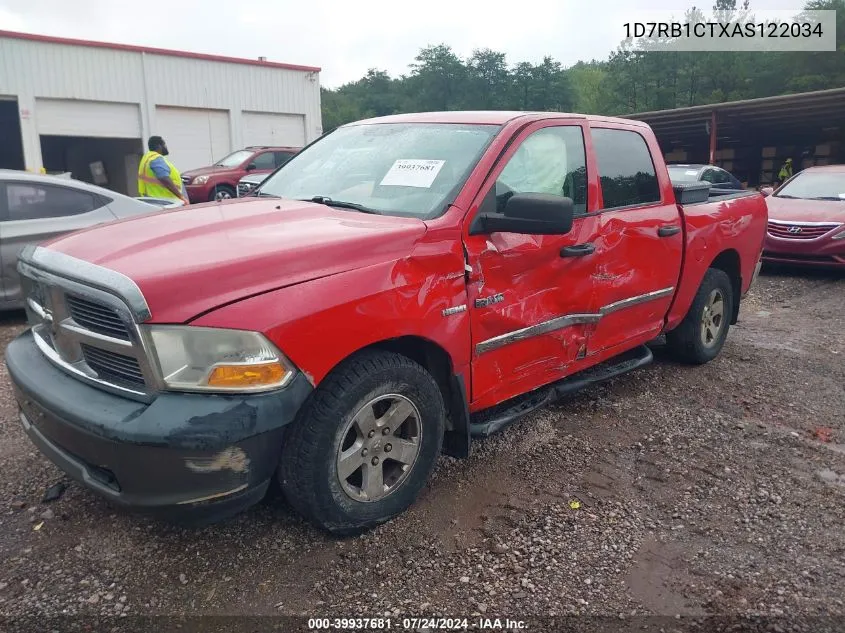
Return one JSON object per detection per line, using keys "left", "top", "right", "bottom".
{"left": 193, "top": 175, "right": 210, "bottom": 185}
{"left": 146, "top": 326, "right": 295, "bottom": 392}
{"left": 832, "top": 226, "right": 845, "bottom": 240}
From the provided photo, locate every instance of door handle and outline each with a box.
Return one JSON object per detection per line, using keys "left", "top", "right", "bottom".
{"left": 658, "top": 225, "right": 681, "bottom": 237}
{"left": 560, "top": 243, "right": 596, "bottom": 257}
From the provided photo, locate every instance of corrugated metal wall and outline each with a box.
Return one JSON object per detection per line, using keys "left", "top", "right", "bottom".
{"left": 0, "top": 35, "right": 321, "bottom": 172}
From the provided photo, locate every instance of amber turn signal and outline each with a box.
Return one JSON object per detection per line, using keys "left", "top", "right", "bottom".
{"left": 206, "top": 362, "right": 288, "bottom": 388}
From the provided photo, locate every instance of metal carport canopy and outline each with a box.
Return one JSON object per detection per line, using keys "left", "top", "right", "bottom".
{"left": 621, "top": 87, "right": 845, "bottom": 157}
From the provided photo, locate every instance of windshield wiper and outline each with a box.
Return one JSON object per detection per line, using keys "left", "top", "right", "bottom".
{"left": 253, "top": 190, "right": 280, "bottom": 198}
{"left": 299, "top": 196, "right": 381, "bottom": 215}
{"left": 775, "top": 194, "right": 797, "bottom": 199}
{"left": 809, "top": 196, "right": 844, "bottom": 201}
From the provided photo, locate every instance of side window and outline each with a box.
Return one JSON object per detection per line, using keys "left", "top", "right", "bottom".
{"left": 274, "top": 151, "right": 295, "bottom": 167}
{"left": 591, "top": 128, "right": 661, "bottom": 209}
{"left": 5, "top": 183, "right": 99, "bottom": 221}
{"left": 711, "top": 169, "right": 731, "bottom": 185}
{"left": 251, "top": 152, "right": 276, "bottom": 170}
{"left": 495, "top": 126, "right": 587, "bottom": 214}
{"left": 701, "top": 169, "right": 715, "bottom": 183}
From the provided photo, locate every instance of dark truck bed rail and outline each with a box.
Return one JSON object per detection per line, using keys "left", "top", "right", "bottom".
{"left": 673, "top": 182, "right": 756, "bottom": 206}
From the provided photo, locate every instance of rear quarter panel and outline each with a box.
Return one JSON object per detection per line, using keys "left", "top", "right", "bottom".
{"left": 665, "top": 192, "right": 768, "bottom": 331}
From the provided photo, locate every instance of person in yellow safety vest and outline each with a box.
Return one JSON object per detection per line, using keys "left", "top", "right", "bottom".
{"left": 138, "top": 136, "right": 189, "bottom": 204}
{"left": 777, "top": 157, "right": 793, "bottom": 185}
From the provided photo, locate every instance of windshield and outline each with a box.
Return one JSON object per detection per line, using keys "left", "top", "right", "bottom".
{"left": 776, "top": 171, "right": 845, "bottom": 200}
{"left": 215, "top": 150, "right": 254, "bottom": 168}
{"left": 667, "top": 166, "right": 702, "bottom": 183}
{"left": 256, "top": 123, "right": 500, "bottom": 218}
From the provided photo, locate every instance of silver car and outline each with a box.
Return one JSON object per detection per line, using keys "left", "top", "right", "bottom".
{"left": 0, "top": 171, "right": 163, "bottom": 310}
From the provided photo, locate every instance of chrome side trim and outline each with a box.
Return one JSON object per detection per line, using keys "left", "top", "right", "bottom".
{"left": 476, "top": 313, "right": 601, "bottom": 355}
{"left": 600, "top": 287, "right": 675, "bottom": 316}
{"left": 475, "top": 287, "right": 675, "bottom": 355}
{"left": 19, "top": 245, "right": 152, "bottom": 323}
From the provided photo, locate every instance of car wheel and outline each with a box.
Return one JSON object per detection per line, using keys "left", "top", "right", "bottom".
{"left": 278, "top": 350, "right": 445, "bottom": 535}
{"left": 211, "top": 185, "right": 235, "bottom": 201}
{"left": 666, "top": 268, "right": 734, "bottom": 364}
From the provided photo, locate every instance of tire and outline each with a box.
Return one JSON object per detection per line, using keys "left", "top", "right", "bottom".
{"left": 278, "top": 350, "right": 445, "bottom": 535}
{"left": 666, "top": 268, "right": 734, "bottom": 365}
{"left": 211, "top": 185, "right": 235, "bottom": 201}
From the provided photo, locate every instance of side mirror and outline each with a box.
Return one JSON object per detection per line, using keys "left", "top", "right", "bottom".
{"left": 246, "top": 163, "right": 257, "bottom": 171}
{"left": 760, "top": 187, "right": 774, "bottom": 197}
{"left": 471, "top": 193, "right": 574, "bottom": 236}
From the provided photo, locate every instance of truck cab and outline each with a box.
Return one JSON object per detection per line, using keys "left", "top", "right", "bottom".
{"left": 6, "top": 112, "right": 767, "bottom": 534}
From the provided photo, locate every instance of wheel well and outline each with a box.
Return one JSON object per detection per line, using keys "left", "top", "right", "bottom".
{"left": 371, "top": 336, "right": 453, "bottom": 411}
{"left": 710, "top": 249, "right": 742, "bottom": 324}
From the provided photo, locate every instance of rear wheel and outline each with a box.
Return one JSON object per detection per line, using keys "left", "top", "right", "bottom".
{"left": 211, "top": 185, "right": 235, "bottom": 201}
{"left": 666, "top": 268, "right": 734, "bottom": 364}
{"left": 278, "top": 350, "right": 445, "bottom": 535}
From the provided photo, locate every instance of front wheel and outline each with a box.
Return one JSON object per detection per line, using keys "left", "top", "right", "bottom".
{"left": 211, "top": 185, "right": 235, "bottom": 201}
{"left": 278, "top": 351, "right": 445, "bottom": 535}
{"left": 665, "top": 268, "right": 734, "bottom": 364}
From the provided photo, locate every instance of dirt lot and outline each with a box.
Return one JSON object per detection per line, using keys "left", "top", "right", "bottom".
{"left": 1, "top": 267, "right": 844, "bottom": 630}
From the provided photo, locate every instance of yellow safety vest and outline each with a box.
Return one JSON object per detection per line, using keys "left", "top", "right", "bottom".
{"left": 138, "top": 151, "right": 182, "bottom": 199}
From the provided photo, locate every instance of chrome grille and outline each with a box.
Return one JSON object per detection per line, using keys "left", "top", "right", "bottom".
{"left": 21, "top": 271, "right": 155, "bottom": 400}
{"left": 767, "top": 220, "right": 840, "bottom": 240}
{"left": 81, "top": 344, "right": 145, "bottom": 387}
{"left": 67, "top": 295, "right": 130, "bottom": 340}
{"left": 237, "top": 182, "right": 256, "bottom": 197}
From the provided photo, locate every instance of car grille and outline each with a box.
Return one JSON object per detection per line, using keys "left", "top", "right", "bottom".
{"left": 767, "top": 221, "right": 840, "bottom": 240}
{"left": 67, "top": 295, "right": 131, "bottom": 340}
{"left": 81, "top": 344, "right": 146, "bottom": 388}
{"left": 237, "top": 182, "right": 256, "bottom": 197}
{"left": 181, "top": 175, "right": 191, "bottom": 184}
{"left": 22, "top": 274, "right": 154, "bottom": 398}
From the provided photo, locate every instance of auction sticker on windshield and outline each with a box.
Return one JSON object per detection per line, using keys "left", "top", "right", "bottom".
{"left": 380, "top": 159, "right": 445, "bottom": 188}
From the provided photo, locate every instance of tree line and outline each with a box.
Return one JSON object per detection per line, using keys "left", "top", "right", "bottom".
{"left": 321, "top": 0, "right": 845, "bottom": 131}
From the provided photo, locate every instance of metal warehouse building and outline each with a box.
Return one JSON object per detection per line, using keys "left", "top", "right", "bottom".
{"left": 0, "top": 30, "right": 322, "bottom": 195}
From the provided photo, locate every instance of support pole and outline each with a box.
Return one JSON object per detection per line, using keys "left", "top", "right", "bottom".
{"left": 709, "top": 110, "right": 717, "bottom": 165}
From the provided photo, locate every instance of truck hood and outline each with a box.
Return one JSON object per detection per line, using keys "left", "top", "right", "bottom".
{"left": 46, "top": 198, "right": 427, "bottom": 323}
{"left": 766, "top": 196, "right": 845, "bottom": 224}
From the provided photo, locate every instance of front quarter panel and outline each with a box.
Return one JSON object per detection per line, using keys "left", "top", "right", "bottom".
{"left": 190, "top": 228, "right": 470, "bottom": 386}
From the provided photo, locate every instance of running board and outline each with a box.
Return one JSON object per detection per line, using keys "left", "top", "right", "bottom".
{"left": 468, "top": 345, "right": 654, "bottom": 438}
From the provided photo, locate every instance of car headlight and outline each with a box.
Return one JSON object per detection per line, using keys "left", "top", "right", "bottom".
{"left": 832, "top": 226, "right": 845, "bottom": 240}
{"left": 146, "top": 326, "right": 295, "bottom": 392}
{"left": 193, "top": 175, "right": 210, "bottom": 185}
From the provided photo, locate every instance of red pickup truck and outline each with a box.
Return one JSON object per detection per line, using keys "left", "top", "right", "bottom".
{"left": 6, "top": 111, "right": 767, "bottom": 534}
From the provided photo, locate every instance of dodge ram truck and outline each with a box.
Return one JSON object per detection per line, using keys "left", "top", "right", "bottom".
{"left": 5, "top": 111, "right": 767, "bottom": 534}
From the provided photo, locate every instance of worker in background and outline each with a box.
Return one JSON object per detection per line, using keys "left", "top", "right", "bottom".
{"left": 138, "top": 136, "right": 189, "bottom": 204}
{"left": 777, "top": 157, "right": 793, "bottom": 185}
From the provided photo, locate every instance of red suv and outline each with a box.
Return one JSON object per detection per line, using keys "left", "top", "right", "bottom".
{"left": 182, "top": 146, "right": 300, "bottom": 202}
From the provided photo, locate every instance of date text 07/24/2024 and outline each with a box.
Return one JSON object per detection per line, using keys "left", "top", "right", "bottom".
{"left": 307, "top": 617, "right": 527, "bottom": 630}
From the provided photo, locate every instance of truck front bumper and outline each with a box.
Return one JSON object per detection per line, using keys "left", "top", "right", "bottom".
{"left": 5, "top": 331, "right": 312, "bottom": 524}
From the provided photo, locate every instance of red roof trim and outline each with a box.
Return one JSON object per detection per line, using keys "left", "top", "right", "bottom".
{"left": 0, "top": 30, "right": 321, "bottom": 73}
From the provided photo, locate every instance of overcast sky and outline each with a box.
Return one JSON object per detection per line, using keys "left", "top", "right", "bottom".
{"left": 0, "top": 0, "right": 807, "bottom": 87}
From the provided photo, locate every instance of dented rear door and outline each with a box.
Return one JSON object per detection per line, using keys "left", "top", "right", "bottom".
{"left": 462, "top": 120, "right": 604, "bottom": 411}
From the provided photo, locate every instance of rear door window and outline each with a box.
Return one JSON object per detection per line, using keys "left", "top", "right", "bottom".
{"left": 591, "top": 128, "right": 661, "bottom": 209}
{"left": 3, "top": 182, "right": 104, "bottom": 221}
{"left": 274, "top": 151, "right": 296, "bottom": 167}
{"left": 251, "top": 152, "right": 276, "bottom": 170}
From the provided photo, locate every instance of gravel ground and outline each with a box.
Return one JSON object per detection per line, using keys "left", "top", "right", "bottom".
{"left": 0, "top": 267, "right": 843, "bottom": 632}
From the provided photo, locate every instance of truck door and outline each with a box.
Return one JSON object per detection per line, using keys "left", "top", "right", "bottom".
{"left": 462, "top": 121, "right": 603, "bottom": 410}
{"left": 585, "top": 124, "right": 684, "bottom": 354}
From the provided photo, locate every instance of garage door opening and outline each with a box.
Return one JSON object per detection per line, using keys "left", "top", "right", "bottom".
{"left": 0, "top": 98, "right": 25, "bottom": 170}
{"left": 40, "top": 136, "right": 143, "bottom": 196}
